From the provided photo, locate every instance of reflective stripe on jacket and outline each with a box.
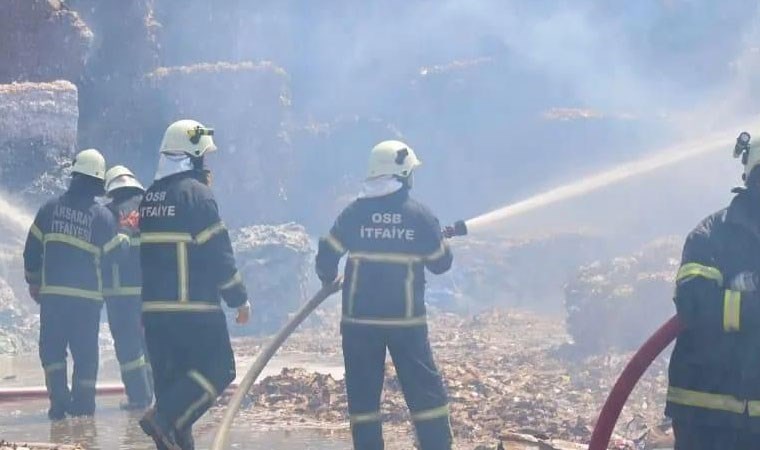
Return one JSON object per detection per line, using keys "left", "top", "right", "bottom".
{"left": 666, "top": 190, "right": 760, "bottom": 430}
{"left": 139, "top": 172, "right": 248, "bottom": 313}
{"left": 23, "top": 191, "right": 119, "bottom": 302}
{"left": 315, "top": 188, "right": 452, "bottom": 327}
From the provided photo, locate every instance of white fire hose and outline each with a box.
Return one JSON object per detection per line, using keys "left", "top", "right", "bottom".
{"left": 210, "top": 279, "right": 342, "bottom": 450}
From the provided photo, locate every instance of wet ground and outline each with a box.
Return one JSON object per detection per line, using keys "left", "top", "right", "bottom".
{"left": 0, "top": 350, "right": 351, "bottom": 449}
{"left": 0, "top": 309, "right": 674, "bottom": 449}
{"left": 0, "top": 396, "right": 351, "bottom": 449}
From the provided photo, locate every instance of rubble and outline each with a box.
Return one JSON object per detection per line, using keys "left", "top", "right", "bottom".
{"left": 431, "top": 233, "right": 606, "bottom": 313}
{"left": 0, "top": 443, "right": 82, "bottom": 450}
{"left": 565, "top": 237, "right": 682, "bottom": 353}
{"left": 230, "top": 309, "right": 671, "bottom": 449}
{"left": 0, "top": 0, "right": 93, "bottom": 83}
{"left": 231, "top": 223, "right": 314, "bottom": 333}
{"left": 0, "top": 81, "right": 77, "bottom": 198}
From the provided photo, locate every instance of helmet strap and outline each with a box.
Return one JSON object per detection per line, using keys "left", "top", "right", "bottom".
{"left": 395, "top": 172, "right": 414, "bottom": 190}
{"left": 190, "top": 156, "right": 212, "bottom": 186}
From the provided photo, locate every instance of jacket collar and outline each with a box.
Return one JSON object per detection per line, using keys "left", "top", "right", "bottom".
{"left": 726, "top": 190, "right": 760, "bottom": 242}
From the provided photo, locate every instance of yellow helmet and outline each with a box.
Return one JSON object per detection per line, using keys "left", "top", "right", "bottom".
{"left": 72, "top": 149, "right": 106, "bottom": 180}
{"left": 159, "top": 119, "right": 217, "bottom": 157}
{"left": 105, "top": 165, "right": 144, "bottom": 194}
{"left": 367, "top": 140, "right": 421, "bottom": 179}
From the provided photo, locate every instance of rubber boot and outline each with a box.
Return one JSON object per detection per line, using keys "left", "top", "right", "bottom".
{"left": 176, "top": 426, "right": 195, "bottom": 450}
{"left": 70, "top": 380, "right": 97, "bottom": 417}
{"left": 139, "top": 408, "right": 180, "bottom": 450}
{"left": 45, "top": 368, "right": 70, "bottom": 421}
{"left": 121, "top": 365, "right": 153, "bottom": 410}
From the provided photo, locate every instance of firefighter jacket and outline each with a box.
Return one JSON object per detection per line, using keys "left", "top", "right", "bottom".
{"left": 23, "top": 188, "right": 121, "bottom": 302}
{"left": 139, "top": 171, "right": 248, "bottom": 314}
{"left": 666, "top": 190, "right": 760, "bottom": 430}
{"left": 105, "top": 191, "right": 143, "bottom": 297}
{"left": 316, "top": 188, "right": 453, "bottom": 327}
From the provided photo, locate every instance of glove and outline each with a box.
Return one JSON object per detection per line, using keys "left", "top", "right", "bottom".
{"left": 322, "top": 276, "right": 344, "bottom": 294}
{"left": 442, "top": 220, "right": 467, "bottom": 239}
{"left": 236, "top": 301, "right": 251, "bottom": 325}
{"left": 120, "top": 234, "right": 131, "bottom": 251}
{"left": 729, "top": 271, "right": 760, "bottom": 292}
{"left": 28, "top": 285, "right": 40, "bottom": 304}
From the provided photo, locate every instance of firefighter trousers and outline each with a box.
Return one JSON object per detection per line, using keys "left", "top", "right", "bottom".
{"left": 144, "top": 311, "right": 236, "bottom": 446}
{"left": 39, "top": 295, "right": 101, "bottom": 419}
{"left": 106, "top": 296, "right": 153, "bottom": 406}
{"left": 673, "top": 420, "right": 760, "bottom": 450}
{"left": 342, "top": 324, "right": 452, "bottom": 450}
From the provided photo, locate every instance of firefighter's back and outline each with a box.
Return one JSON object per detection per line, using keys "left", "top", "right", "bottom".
{"left": 335, "top": 189, "right": 450, "bottom": 326}
{"left": 139, "top": 172, "right": 226, "bottom": 316}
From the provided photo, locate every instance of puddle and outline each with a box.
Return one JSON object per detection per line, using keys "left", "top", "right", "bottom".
{"left": 0, "top": 396, "right": 351, "bottom": 449}
{"left": 0, "top": 349, "right": 348, "bottom": 449}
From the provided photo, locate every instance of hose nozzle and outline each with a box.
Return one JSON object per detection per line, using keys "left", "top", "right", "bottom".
{"left": 735, "top": 131, "right": 751, "bottom": 162}
{"left": 442, "top": 220, "right": 468, "bottom": 239}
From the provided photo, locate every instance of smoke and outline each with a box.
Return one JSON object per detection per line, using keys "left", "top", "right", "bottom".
{"left": 62, "top": 0, "right": 760, "bottom": 237}
{"left": 212, "top": 0, "right": 760, "bottom": 233}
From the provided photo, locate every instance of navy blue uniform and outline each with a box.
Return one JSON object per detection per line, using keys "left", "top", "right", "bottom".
{"left": 666, "top": 190, "right": 760, "bottom": 447}
{"left": 23, "top": 179, "right": 122, "bottom": 419}
{"left": 105, "top": 190, "right": 153, "bottom": 407}
{"left": 316, "top": 187, "right": 453, "bottom": 450}
{"left": 139, "top": 171, "right": 248, "bottom": 442}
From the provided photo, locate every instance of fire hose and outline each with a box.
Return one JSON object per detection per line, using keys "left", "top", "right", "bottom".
{"left": 587, "top": 315, "right": 683, "bottom": 450}
{"left": 210, "top": 279, "right": 343, "bottom": 450}
{"left": 210, "top": 222, "right": 468, "bottom": 449}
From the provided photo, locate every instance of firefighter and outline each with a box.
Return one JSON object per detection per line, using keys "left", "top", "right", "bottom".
{"left": 666, "top": 132, "right": 760, "bottom": 449}
{"left": 138, "top": 119, "right": 251, "bottom": 450}
{"left": 23, "top": 148, "right": 124, "bottom": 420}
{"left": 103, "top": 165, "right": 153, "bottom": 410}
{"left": 316, "top": 140, "right": 454, "bottom": 450}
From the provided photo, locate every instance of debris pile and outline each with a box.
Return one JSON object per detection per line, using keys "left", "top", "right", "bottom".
{"left": 233, "top": 309, "right": 671, "bottom": 449}
{"left": 0, "top": 81, "right": 77, "bottom": 198}
{"left": 0, "top": 1, "right": 93, "bottom": 83}
{"left": 565, "top": 237, "right": 682, "bottom": 353}
{"left": 432, "top": 233, "right": 605, "bottom": 313}
{"left": 231, "top": 223, "right": 314, "bottom": 334}
{"left": 0, "top": 442, "right": 83, "bottom": 450}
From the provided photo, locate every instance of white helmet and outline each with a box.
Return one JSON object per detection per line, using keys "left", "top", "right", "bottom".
{"left": 734, "top": 132, "right": 760, "bottom": 182}
{"left": 105, "top": 165, "right": 144, "bottom": 194}
{"left": 367, "top": 140, "right": 421, "bottom": 179}
{"left": 72, "top": 149, "right": 106, "bottom": 180}
{"left": 159, "top": 119, "right": 217, "bottom": 157}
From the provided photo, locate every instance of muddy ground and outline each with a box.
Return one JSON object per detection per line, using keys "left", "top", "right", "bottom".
{"left": 221, "top": 307, "right": 672, "bottom": 450}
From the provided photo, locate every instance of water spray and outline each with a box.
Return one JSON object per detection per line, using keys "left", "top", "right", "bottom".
{"left": 464, "top": 127, "right": 754, "bottom": 234}
{"left": 0, "top": 193, "right": 33, "bottom": 238}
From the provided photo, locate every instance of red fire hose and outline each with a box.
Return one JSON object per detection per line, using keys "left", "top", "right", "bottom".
{"left": 0, "top": 384, "right": 125, "bottom": 402}
{"left": 587, "top": 315, "right": 684, "bottom": 450}
{"left": 0, "top": 383, "right": 239, "bottom": 403}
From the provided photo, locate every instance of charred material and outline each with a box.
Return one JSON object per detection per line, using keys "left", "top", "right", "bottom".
{"left": 565, "top": 238, "right": 681, "bottom": 354}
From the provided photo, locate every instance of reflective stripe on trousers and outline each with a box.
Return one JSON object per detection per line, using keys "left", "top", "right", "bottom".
{"left": 175, "top": 370, "right": 218, "bottom": 429}
{"left": 350, "top": 410, "right": 382, "bottom": 426}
